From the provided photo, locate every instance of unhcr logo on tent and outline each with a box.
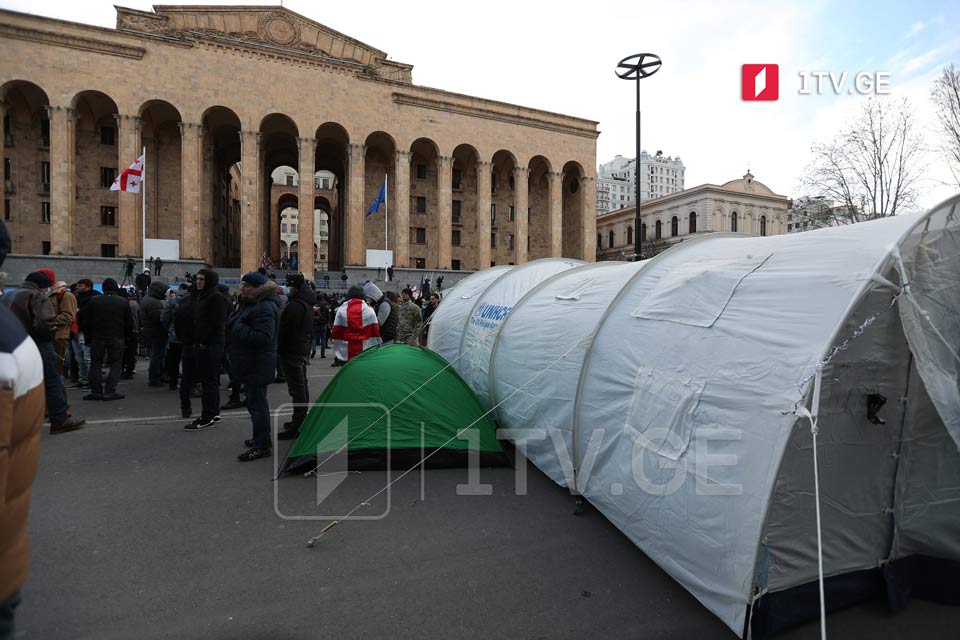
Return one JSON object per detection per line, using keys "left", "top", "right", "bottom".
{"left": 470, "top": 303, "right": 512, "bottom": 331}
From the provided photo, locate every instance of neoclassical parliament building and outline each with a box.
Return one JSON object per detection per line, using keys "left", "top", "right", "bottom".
{"left": 0, "top": 5, "right": 599, "bottom": 277}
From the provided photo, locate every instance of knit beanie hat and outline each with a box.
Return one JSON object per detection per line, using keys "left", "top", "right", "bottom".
{"left": 242, "top": 271, "right": 267, "bottom": 286}
{"left": 26, "top": 271, "right": 53, "bottom": 289}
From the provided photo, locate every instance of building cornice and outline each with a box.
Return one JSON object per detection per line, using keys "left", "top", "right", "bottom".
{"left": 0, "top": 21, "right": 146, "bottom": 59}
{"left": 391, "top": 91, "right": 599, "bottom": 140}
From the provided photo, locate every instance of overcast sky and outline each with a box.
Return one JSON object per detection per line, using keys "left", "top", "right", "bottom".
{"left": 3, "top": 0, "right": 958, "bottom": 208}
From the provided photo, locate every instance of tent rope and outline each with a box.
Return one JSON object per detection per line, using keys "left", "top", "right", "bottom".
{"left": 797, "top": 369, "right": 828, "bottom": 640}
{"left": 305, "top": 338, "right": 584, "bottom": 547}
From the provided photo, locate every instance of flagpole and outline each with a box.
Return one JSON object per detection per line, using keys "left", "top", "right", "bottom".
{"left": 141, "top": 145, "right": 146, "bottom": 273}
{"left": 383, "top": 173, "right": 390, "bottom": 258}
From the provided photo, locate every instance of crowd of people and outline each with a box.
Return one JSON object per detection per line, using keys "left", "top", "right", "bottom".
{"left": 0, "top": 252, "right": 444, "bottom": 460}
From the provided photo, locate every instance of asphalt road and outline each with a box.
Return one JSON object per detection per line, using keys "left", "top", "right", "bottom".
{"left": 16, "top": 355, "right": 960, "bottom": 639}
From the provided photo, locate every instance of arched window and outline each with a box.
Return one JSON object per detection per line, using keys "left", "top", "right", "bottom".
{"left": 671, "top": 216, "right": 679, "bottom": 237}
{"left": 608, "top": 230, "right": 615, "bottom": 248}
{"left": 597, "top": 233, "right": 602, "bottom": 250}
{"left": 731, "top": 212, "right": 738, "bottom": 232}
{"left": 641, "top": 223, "right": 647, "bottom": 241}
{"left": 760, "top": 215, "right": 767, "bottom": 236}
{"left": 627, "top": 226, "right": 634, "bottom": 246}
{"left": 655, "top": 220, "right": 662, "bottom": 240}
{"left": 689, "top": 212, "right": 697, "bottom": 234}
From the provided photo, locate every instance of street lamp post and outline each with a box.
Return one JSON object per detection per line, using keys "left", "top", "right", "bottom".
{"left": 616, "top": 53, "right": 661, "bottom": 261}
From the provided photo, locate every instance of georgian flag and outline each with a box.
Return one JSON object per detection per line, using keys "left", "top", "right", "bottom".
{"left": 110, "top": 154, "right": 144, "bottom": 193}
{"left": 332, "top": 298, "right": 382, "bottom": 361}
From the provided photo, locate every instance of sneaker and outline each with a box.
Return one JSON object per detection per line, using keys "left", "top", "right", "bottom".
{"left": 237, "top": 447, "right": 271, "bottom": 461}
{"left": 212, "top": 415, "right": 221, "bottom": 423}
{"left": 183, "top": 417, "right": 216, "bottom": 431}
{"left": 82, "top": 393, "right": 103, "bottom": 401}
{"left": 50, "top": 416, "right": 86, "bottom": 434}
{"left": 102, "top": 392, "right": 125, "bottom": 401}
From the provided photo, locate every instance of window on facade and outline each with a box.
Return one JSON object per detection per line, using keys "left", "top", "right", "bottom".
{"left": 491, "top": 261, "right": 496, "bottom": 267}
{"left": 491, "top": 204, "right": 496, "bottom": 224}
{"left": 491, "top": 173, "right": 497, "bottom": 194}
{"left": 3, "top": 157, "right": 10, "bottom": 181}
{"left": 508, "top": 205, "right": 515, "bottom": 222}
{"left": 731, "top": 212, "right": 738, "bottom": 232}
{"left": 415, "top": 227, "right": 426, "bottom": 244}
{"left": 3, "top": 114, "right": 10, "bottom": 145}
{"left": 41, "top": 241, "right": 50, "bottom": 255}
{"left": 40, "top": 161, "right": 50, "bottom": 191}
{"left": 597, "top": 234, "right": 602, "bottom": 250}
{"left": 41, "top": 201, "right": 50, "bottom": 223}
{"left": 100, "top": 206, "right": 116, "bottom": 226}
{"left": 671, "top": 216, "right": 679, "bottom": 237}
{"left": 285, "top": 175, "right": 294, "bottom": 186}
{"left": 527, "top": 207, "right": 531, "bottom": 223}
{"left": 415, "top": 257, "right": 425, "bottom": 269}
{"left": 40, "top": 118, "right": 50, "bottom": 147}
{"left": 416, "top": 196, "right": 426, "bottom": 214}
{"left": 291, "top": 223, "right": 297, "bottom": 233}
{"left": 491, "top": 232, "right": 497, "bottom": 248}
{"left": 4, "top": 199, "right": 10, "bottom": 221}
{"left": 101, "top": 243, "right": 118, "bottom": 257}
{"left": 452, "top": 200, "right": 461, "bottom": 222}
{"left": 608, "top": 230, "right": 615, "bottom": 248}
{"left": 452, "top": 168, "right": 462, "bottom": 189}
{"left": 452, "top": 229, "right": 461, "bottom": 246}
{"left": 508, "top": 234, "right": 515, "bottom": 250}
{"left": 627, "top": 226, "right": 633, "bottom": 245}
{"left": 99, "top": 167, "right": 117, "bottom": 188}
{"left": 508, "top": 174, "right": 515, "bottom": 191}
{"left": 416, "top": 164, "right": 427, "bottom": 180}
{"left": 452, "top": 259, "right": 461, "bottom": 271}
{"left": 689, "top": 212, "right": 697, "bottom": 234}
{"left": 281, "top": 223, "right": 287, "bottom": 233}
{"left": 760, "top": 215, "right": 767, "bottom": 236}
{"left": 100, "top": 126, "right": 115, "bottom": 146}
{"left": 655, "top": 220, "right": 662, "bottom": 240}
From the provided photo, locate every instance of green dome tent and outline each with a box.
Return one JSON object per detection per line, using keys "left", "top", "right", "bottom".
{"left": 283, "top": 344, "right": 506, "bottom": 472}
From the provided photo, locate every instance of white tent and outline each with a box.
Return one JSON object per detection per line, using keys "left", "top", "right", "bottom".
{"left": 428, "top": 195, "right": 960, "bottom": 637}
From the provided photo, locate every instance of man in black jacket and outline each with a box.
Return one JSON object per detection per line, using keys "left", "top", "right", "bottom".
{"left": 81, "top": 278, "right": 134, "bottom": 401}
{"left": 189, "top": 268, "right": 225, "bottom": 429}
{"left": 72, "top": 278, "right": 100, "bottom": 389}
{"left": 277, "top": 273, "right": 316, "bottom": 439}
{"left": 135, "top": 269, "right": 151, "bottom": 298}
{"left": 174, "top": 284, "right": 199, "bottom": 419}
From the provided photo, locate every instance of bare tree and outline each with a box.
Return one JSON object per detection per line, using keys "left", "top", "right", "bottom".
{"left": 803, "top": 97, "right": 925, "bottom": 225}
{"left": 932, "top": 63, "right": 960, "bottom": 187}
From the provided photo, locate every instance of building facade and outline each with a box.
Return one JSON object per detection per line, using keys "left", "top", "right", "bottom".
{"left": 0, "top": 5, "right": 599, "bottom": 277}
{"left": 595, "top": 150, "right": 685, "bottom": 215}
{"left": 596, "top": 172, "right": 789, "bottom": 260}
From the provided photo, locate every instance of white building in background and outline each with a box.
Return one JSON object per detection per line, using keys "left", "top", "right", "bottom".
{"left": 596, "top": 151, "right": 686, "bottom": 215}
{"left": 271, "top": 166, "right": 337, "bottom": 271}
{"left": 785, "top": 195, "right": 858, "bottom": 233}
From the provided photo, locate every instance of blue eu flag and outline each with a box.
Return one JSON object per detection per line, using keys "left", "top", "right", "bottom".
{"left": 366, "top": 180, "right": 386, "bottom": 216}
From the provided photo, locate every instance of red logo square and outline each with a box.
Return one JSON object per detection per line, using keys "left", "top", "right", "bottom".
{"left": 742, "top": 64, "right": 779, "bottom": 101}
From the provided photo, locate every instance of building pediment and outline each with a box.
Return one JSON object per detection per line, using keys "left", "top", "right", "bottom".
{"left": 116, "top": 5, "right": 412, "bottom": 81}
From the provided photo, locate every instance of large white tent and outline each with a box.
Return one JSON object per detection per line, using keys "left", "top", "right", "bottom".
{"left": 427, "top": 195, "right": 960, "bottom": 637}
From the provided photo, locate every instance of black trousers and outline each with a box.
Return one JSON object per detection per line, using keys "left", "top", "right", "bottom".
{"left": 165, "top": 342, "right": 183, "bottom": 387}
{"left": 279, "top": 352, "right": 310, "bottom": 426}
{"left": 90, "top": 337, "right": 125, "bottom": 396}
{"left": 196, "top": 344, "right": 222, "bottom": 420}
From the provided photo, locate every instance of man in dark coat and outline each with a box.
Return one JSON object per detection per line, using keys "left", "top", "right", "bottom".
{"left": 228, "top": 271, "right": 281, "bottom": 460}
{"left": 154, "top": 256, "right": 163, "bottom": 276}
{"left": 277, "top": 273, "right": 316, "bottom": 440}
{"left": 1, "top": 271, "right": 85, "bottom": 434}
{"left": 71, "top": 278, "right": 100, "bottom": 389}
{"left": 174, "top": 284, "right": 199, "bottom": 419}
{"left": 135, "top": 269, "right": 151, "bottom": 298}
{"left": 184, "top": 268, "right": 225, "bottom": 430}
{"left": 311, "top": 300, "right": 330, "bottom": 359}
{"left": 81, "top": 278, "right": 134, "bottom": 401}
{"left": 139, "top": 279, "right": 169, "bottom": 386}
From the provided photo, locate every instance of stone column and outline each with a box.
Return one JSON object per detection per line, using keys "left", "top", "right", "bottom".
{"left": 345, "top": 143, "right": 365, "bottom": 266}
{"left": 581, "top": 176, "right": 596, "bottom": 262}
{"left": 547, "top": 170, "right": 563, "bottom": 257}
{"left": 239, "top": 130, "right": 261, "bottom": 273}
{"left": 512, "top": 166, "right": 529, "bottom": 264}
{"left": 115, "top": 114, "right": 142, "bottom": 257}
{"left": 394, "top": 149, "right": 411, "bottom": 268}
{"left": 435, "top": 155, "right": 453, "bottom": 270}
{"left": 298, "top": 137, "right": 316, "bottom": 280}
{"left": 179, "top": 122, "right": 202, "bottom": 260}
{"left": 476, "top": 161, "right": 492, "bottom": 269}
{"left": 46, "top": 106, "right": 75, "bottom": 255}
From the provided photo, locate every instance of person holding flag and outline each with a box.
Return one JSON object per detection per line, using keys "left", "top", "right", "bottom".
{"left": 330, "top": 285, "right": 381, "bottom": 366}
